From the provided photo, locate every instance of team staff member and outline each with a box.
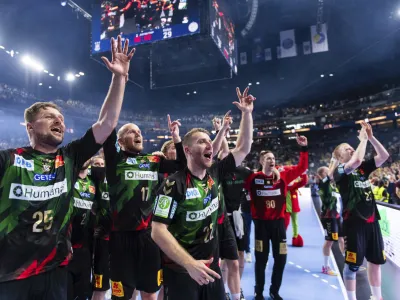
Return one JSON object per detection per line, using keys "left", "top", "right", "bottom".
{"left": 244, "top": 135, "right": 308, "bottom": 300}
{"left": 317, "top": 162, "right": 344, "bottom": 277}
{"left": 68, "top": 159, "right": 97, "bottom": 300}
{"left": 104, "top": 114, "right": 187, "bottom": 300}
{"left": 151, "top": 87, "right": 254, "bottom": 300}
{"left": 333, "top": 121, "right": 389, "bottom": 300}
{"left": 90, "top": 156, "right": 112, "bottom": 300}
{"left": 0, "top": 36, "right": 134, "bottom": 300}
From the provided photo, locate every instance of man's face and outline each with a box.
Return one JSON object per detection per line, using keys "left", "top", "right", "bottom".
{"left": 318, "top": 167, "right": 329, "bottom": 180}
{"left": 185, "top": 132, "right": 213, "bottom": 169}
{"left": 338, "top": 144, "right": 355, "bottom": 163}
{"left": 260, "top": 152, "right": 275, "bottom": 170}
{"left": 118, "top": 124, "right": 143, "bottom": 153}
{"left": 27, "top": 107, "right": 65, "bottom": 148}
{"left": 92, "top": 157, "right": 105, "bottom": 167}
{"left": 165, "top": 144, "right": 176, "bottom": 160}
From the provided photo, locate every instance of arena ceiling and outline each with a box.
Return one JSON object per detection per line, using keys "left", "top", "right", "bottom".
{"left": 1, "top": 0, "right": 400, "bottom": 114}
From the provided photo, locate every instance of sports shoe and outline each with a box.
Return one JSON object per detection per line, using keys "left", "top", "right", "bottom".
{"left": 245, "top": 252, "right": 252, "bottom": 263}
{"left": 226, "top": 292, "right": 231, "bottom": 300}
{"left": 322, "top": 266, "right": 338, "bottom": 276}
{"left": 292, "top": 234, "right": 304, "bottom": 247}
{"left": 253, "top": 293, "right": 264, "bottom": 300}
{"left": 240, "top": 288, "right": 246, "bottom": 300}
{"left": 269, "top": 290, "right": 283, "bottom": 300}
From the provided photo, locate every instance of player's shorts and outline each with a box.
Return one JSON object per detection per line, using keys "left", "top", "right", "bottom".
{"left": 67, "top": 247, "right": 93, "bottom": 300}
{"left": 321, "top": 218, "right": 340, "bottom": 241}
{"left": 228, "top": 215, "right": 247, "bottom": 252}
{"left": 109, "top": 228, "right": 161, "bottom": 299}
{"left": 163, "top": 265, "right": 225, "bottom": 300}
{"left": 0, "top": 266, "right": 68, "bottom": 300}
{"left": 92, "top": 237, "right": 110, "bottom": 291}
{"left": 253, "top": 218, "right": 287, "bottom": 257}
{"left": 343, "top": 219, "right": 386, "bottom": 267}
{"left": 218, "top": 216, "right": 239, "bottom": 260}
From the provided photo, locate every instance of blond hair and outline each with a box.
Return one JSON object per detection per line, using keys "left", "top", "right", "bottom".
{"left": 24, "top": 102, "right": 61, "bottom": 123}
{"left": 183, "top": 128, "right": 210, "bottom": 146}
{"left": 161, "top": 140, "right": 174, "bottom": 155}
{"left": 333, "top": 143, "right": 347, "bottom": 159}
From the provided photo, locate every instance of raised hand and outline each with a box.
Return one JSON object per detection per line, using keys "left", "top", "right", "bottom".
{"left": 358, "top": 122, "right": 368, "bottom": 141}
{"left": 296, "top": 134, "right": 308, "bottom": 146}
{"left": 152, "top": 151, "right": 166, "bottom": 159}
{"left": 168, "top": 114, "right": 181, "bottom": 141}
{"left": 101, "top": 35, "right": 136, "bottom": 77}
{"left": 222, "top": 110, "right": 233, "bottom": 130}
{"left": 212, "top": 117, "right": 222, "bottom": 131}
{"left": 364, "top": 121, "right": 373, "bottom": 140}
{"left": 234, "top": 87, "right": 256, "bottom": 113}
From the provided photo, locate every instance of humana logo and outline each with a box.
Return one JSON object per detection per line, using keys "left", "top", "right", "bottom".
{"left": 74, "top": 198, "right": 93, "bottom": 210}
{"left": 186, "top": 198, "right": 219, "bottom": 222}
{"left": 9, "top": 179, "right": 68, "bottom": 201}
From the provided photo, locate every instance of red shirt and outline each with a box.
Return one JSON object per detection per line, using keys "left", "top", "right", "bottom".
{"left": 244, "top": 150, "right": 308, "bottom": 220}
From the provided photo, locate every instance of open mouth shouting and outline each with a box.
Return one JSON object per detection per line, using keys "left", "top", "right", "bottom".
{"left": 51, "top": 127, "right": 63, "bottom": 136}
{"left": 203, "top": 152, "right": 212, "bottom": 162}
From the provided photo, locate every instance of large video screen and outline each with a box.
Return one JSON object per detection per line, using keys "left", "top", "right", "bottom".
{"left": 210, "top": 0, "right": 238, "bottom": 74}
{"left": 92, "top": 0, "right": 201, "bottom": 54}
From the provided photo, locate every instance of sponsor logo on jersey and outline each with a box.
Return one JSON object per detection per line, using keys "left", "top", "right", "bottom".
{"left": 203, "top": 194, "right": 212, "bottom": 205}
{"left": 139, "top": 163, "right": 151, "bottom": 169}
{"left": 346, "top": 251, "right": 357, "bottom": 264}
{"left": 154, "top": 195, "right": 172, "bottom": 218}
{"left": 73, "top": 198, "right": 93, "bottom": 210}
{"left": 55, "top": 155, "right": 64, "bottom": 169}
{"left": 125, "top": 171, "right": 157, "bottom": 181}
{"left": 14, "top": 155, "right": 34, "bottom": 171}
{"left": 79, "top": 192, "right": 92, "bottom": 199}
{"left": 102, "top": 192, "right": 110, "bottom": 200}
{"left": 94, "top": 274, "right": 103, "bottom": 289}
{"left": 354, "top": 181, "right": 371, "bottom": 189}
{"left": 157, "top": 269, "right": 163, "bottom": 286}
{"left": 10, "top": 179, "right": 67, "bottom": 201}
{"left": 34, "top": 173, "right": 56, "bottom": 181}
{"left": 186, "top": 197, "right": 219, "bottom": 222}
{"left": 74, "top": 182, "right": 80, "bottom": 189}
{"left": 332, "top": 232, "right": 338, "bottom": 241}
{"left": 185, "top": 188, "right": 201, "bottom": 200}
{"left": 126, "top": 157, "right": 138, "bottom": 165}
{"left": 256, "top": 189, "right": 281, "bottom": 197}
{"left": 111, "top": 281, "right": 124, "bottom": 297}
{"left": 169, "top": 201, "right": 178, "bottom": 218}
{"left": 255, "top": 179, "right": 264, "bottom": 185}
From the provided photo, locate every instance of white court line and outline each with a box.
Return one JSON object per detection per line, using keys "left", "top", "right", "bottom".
{"left": 296, "top": 265, "right": 302, "bottom": 269}
{"left": 288, "top": 261, "right": 294, "bottom": 265}
{"left": 331, "top": 285, "right": 339, "bottom": 289}
{"left": 313, "top": 274, "right": 320, "bottom": 278}
{"left": 305, "top": 187, "right": 348, "bottom": 300}
{"left": 321, "top": 279, "right": 329, "bottom": 283}
{"left": 304, "top": 269, "right": 311, "bottom": 273}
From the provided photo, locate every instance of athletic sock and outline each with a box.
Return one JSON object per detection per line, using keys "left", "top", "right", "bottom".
{"left": 231, "top": 293, "right": 240, "bottom": 300}
{"left": 347, "top": 290, "right": 356, "bottom": 300}
{"left": 370, "top": 286, "right": 382, "bottom": 299}
{"left": 323, "top": 255, "right": 330, "bottom": 268}
{"left": 224, "top": 283, "right": 229, "bottom": 292}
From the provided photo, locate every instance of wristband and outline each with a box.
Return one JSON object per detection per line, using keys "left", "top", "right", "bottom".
{"left": 215, "top": 130, "right": 220, "bottom": 134}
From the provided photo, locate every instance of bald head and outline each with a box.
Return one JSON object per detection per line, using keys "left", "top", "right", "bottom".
{"left": 117, "top": 123, "right": 143, "bottom": 153}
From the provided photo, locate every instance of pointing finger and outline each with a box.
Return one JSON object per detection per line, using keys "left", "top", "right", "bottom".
{"left": 236, "top": 87, "right": 242, "bottom": 99}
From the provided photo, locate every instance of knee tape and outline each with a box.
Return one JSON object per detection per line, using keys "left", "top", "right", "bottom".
{"left": 343, "top": 264, "right": 359, "bottom": 280}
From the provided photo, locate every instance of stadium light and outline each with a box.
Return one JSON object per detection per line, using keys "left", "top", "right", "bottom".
{"left": 79, "top": 72, "right": 84, "bottom": 76}
{"left": 66, "top": 73, "right": 75, "bottom": 81}
{"left": 193, "top": 91, "right": 197, "bottom": 94}
{"left": 57, "top": 76, "right": 60, "bottom": 81}
{"left": 44, "top": 70, "right": 49, "bottom": 73}
{"left": 21, "top": 55, "right": 44, "bottom": 72}
{"left": 186, "top": 92, "right": 190, "bottom": 95}
{"left": 256, "top": 82, "right": 260, "bottom": 85}
{"left": 49, "top": 86, "right": 52, "bottom": 89}
{"left": 0, "top": 46, "right": 4, "bottom": 49}
{"left": 38, "top": 83, "right": 43, "bottom": 86}
{"left": 49, "top": 73, "right": 54, "bottom": 77}
{"left": 329, "top": 73, "right": 334, "bottom": 77}
{"left": 75, "top": 74, "right": 80, "bottom": 77}
{"left": 320, "top": 74, "right": 325, "bottom": 78}
{"left": 61, "top": 1, "right": 67, "bottom": 7}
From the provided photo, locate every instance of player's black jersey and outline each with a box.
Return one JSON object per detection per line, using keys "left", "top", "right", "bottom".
{"left": 220, "top": 167, "right": 251, "bottom": 213}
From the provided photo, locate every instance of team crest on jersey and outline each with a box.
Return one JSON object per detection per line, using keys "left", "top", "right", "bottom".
{"left": 89, "top": 185, "right": 95, "bottom": 194}
{"left": 149, "top": 156, "right": 161, "bottom": 163}
{"left": 207, "top": 177, "right": 214, "bottom": 190}
{"left": 163, "top": 180, "right": 175, "bottom": 195}
{"left": 55, "top": 155, "right": 64, "bottom": 168}
{"left": 42, "top": 163, "right": 51, "bottom": 172}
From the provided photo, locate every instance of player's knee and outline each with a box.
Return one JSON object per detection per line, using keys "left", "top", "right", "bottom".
{"left": 226, "top": 259, "right": 239, "bottom": 271}
{"left": 343, "top": 264, "right": 358, "bottom": 280}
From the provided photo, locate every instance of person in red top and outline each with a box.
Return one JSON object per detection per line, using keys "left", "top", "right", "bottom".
{"left": 284, "top": 172, "right": 308, "bottom": 247}
{"left": 244, "top": 135, "right": 308, "bottom": 300}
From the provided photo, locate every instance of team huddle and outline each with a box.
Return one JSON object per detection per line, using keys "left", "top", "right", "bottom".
{"left": 0, "top": 36, "right": 390, "bottom": 300}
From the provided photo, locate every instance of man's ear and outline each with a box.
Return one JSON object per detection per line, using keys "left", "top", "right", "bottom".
{"left": 184, "top": 146, "right": 191, "bottom": 155}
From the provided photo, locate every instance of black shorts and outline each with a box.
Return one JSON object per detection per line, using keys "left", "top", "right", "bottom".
{"left": 322, "top": 218, "right": 340, "bottom": 241}
{"left": 68, "top": 247, "right": 93, "bottom": 300}
{"left": 343, "top": 219, "right": 386, "bottom": 267}
{"left": 163, "top": 266, "right": 224, "bottom": 300}
{"left": 218, "top": 216, "right": 239, "bottom": 260}
{"left": 253, "top": 219, "right": 287, "bottom": 257}
{"left": 92, "top": 237, "right": 110, "bottom": 291}
{"left": 0, "top": 267, "right": 68, "bottom": 300}
{"left": 228, "top": 215, "right": 247, "bottom": 252}
{"left": 110, "top": 229, "right": 161, "bottom": 299}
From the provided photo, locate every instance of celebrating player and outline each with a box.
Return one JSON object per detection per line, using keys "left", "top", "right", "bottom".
{"left": 0, "top": 35, "right": 135, "bottom": 300}
{"left": 333, "top": 121, "right": 389, "bottom": 300}
{"left": 244, "top": 135, "right": 308, "bottom": 300}
{"left": 151, "top": 87, "right": 254, "bottom": 300}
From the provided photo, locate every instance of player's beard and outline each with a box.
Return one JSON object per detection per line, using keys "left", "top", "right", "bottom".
{"left": 125, "top": 142, "right": 143, "bottom": 154}
{"left": 36, "top": 131, "right": 63, "bottom": 148}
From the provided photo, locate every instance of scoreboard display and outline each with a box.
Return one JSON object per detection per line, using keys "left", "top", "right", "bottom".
{"left": 210, "top": 0, "right": 238, "bottom": 74}
{"left": 92, "top": 0, "right": 201, "bottom": 54}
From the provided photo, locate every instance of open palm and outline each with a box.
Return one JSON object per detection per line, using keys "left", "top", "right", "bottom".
{"left": 101, "top": 35, "right": 135, "bottom": 77}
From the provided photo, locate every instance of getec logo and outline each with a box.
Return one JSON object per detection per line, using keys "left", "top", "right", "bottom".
{"left": 80, "top": 192, "right": 92, "bottom": 199}
{"left": 14, "top": 155, "right": 34, "bottom": 171}
{"left": 9, "top": 179, "right": 67, "bottom": 201}
{"left": 139, "top": 163, "right": 150, "bottom": 169}
{"left": 34, "top": 173, "right": 56, "bottom": 182}
{"left": 186, "top": 197, "right": 219, "bottom": 222}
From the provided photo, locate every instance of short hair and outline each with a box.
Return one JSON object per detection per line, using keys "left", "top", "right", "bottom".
{"left": 333, "top": 143, "right": 347, "bottom": 159}
{"left": 317, "top": 166, "right": 328, "bottom": 178}
{"left": 259, "top": 150, "right": 273, "bottom": 159}
{"left": 161, "top": 140, "right": 174, "bottom": 155}
{"left": 183, "top": 128, "right": 210, "bottom": 146}
{"left": 24, "top": 102, "right": 62, "bottom": 123}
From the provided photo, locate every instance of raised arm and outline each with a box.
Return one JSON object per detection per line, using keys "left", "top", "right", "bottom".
{"left": 364, "top": 123, "right": 390, "bottom": 167}
{"left": 230, "top": 87, "right": 255, "bottom": 166}
{"left": 92, "top": 36, "right": 136, "bottom": 144}
{"left": 284, "top": 135, "right": 309, "bottom": 183}
{"left": 328, "top": 154, "right": 340, "bottom": 178}
{"left": 341, "top": 122, "right": 369, "bottom": 174}
{"left": 211, "top": 113, "right": 231, "bottom": 159}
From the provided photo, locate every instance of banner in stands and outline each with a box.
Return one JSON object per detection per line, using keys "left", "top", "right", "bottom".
{"left": 377, "top": 204, "right": 400, "bottom": 268}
